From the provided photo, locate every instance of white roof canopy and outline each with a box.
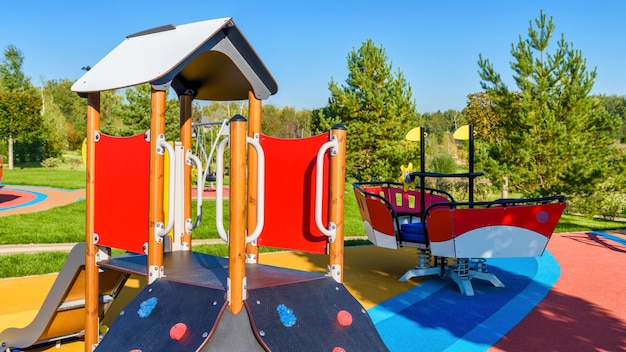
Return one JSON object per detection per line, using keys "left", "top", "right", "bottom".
{"left": 71, "top": 18, "right": 277, "bottom": 101}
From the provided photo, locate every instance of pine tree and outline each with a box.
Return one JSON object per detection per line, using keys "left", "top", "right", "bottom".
{"left": 475, "top": 10, "right": 620, "bottom": 198}
{"left": 110, "top": 83, "right": 180, "bottom": 140}
{"left": 315, "top": 39, "right": 419, "bottom": 181}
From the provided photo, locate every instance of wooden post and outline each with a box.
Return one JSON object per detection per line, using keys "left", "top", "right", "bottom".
{"left": 84, "top": 92, "right": 100, "bottom": 351}
{"left": 180, "top": 94, "right": 193, "bottom": 249}
{"left": 147, "top": 87, "right": 167, "bottom": 283}
{"left": 246, "top": 91, "right": 262, "bottom": 263}
{"left": 328, "top": 124, "right": 347, "bottom": 283}
{"left": 228, "top": 115, "right": 247, "bottom": 314}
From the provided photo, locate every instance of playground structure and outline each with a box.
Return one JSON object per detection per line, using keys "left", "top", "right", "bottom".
{"left": 0, "top": 18, "right": 387, "bottom": 351}
{"left": 353, "top": 126, "right": 566, "bottom": 296}
{"left": 192, "top": 118, "right": 229, "bottom": 185}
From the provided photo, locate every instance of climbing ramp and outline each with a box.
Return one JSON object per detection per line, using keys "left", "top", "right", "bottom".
{"left": 96, "top": 253, "right": 388, "bottom": 351}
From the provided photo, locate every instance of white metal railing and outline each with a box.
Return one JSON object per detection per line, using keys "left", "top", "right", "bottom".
{"left": 215, "top": 136, "right": 265, "bottom": 243}
{"left": 186, "top": 149, "right": 204, "bottom": 231}
{"left": 155, "top": 136, "right": 175, "bottom": 240}
{"left": 315, "top": 135, "right": 338, "bottom": 242}
{"left": 216, "top": 133, "right": 335, "bottom": 244}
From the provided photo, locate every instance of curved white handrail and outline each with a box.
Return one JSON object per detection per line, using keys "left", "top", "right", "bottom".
{"left": 156, "top": 137, "right": 175, "bottom": 238}
{"left": 214, "top": 136, "right": 266, "bottom": 244}
{"left": 315, "top": 135, "right": 338, "bottom": 242}
{"left": 215, "top": 138, "right": 230, "bottom": 242}
{"left": 245, "top": 136, "right": 264, "bottom": 244}
{"left": 187, "top": 150, "right": 203, "bottom": 230}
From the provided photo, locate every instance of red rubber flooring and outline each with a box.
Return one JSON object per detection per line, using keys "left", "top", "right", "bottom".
{"left": 490, "top": 232, "right": 626, "bottom": 352}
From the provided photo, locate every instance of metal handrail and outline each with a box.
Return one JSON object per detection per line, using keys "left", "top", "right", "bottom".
{"left": 244, "top": 135, "right": 265, "bottom": 244}
{"left": 186, "top": 150, "right": 203, "bottom": 230}
{"left": 215, "top": 136, "right": 265, "bottom": 243}
{"left": 155, "top": 137, "right": 175, "bottom": 238}
{"left": 315, "top": 135, "right": 338, "bottom": 242}
{"left": 215, "top": 138, "right": 230, "bottom": 242}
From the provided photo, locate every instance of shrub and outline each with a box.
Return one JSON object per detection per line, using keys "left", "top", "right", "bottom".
{"left": 41, "top": 157, "right": 62, "bottom": 169}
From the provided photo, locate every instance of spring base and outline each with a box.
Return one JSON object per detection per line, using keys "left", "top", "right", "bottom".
{"left": 399, "top": 248, "right": 442, "bottom": 282}
{"left": 447, "top": 258, "right": 505, "bottom": 296}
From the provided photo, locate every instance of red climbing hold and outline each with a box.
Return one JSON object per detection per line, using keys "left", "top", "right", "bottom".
{"left": 336, "top": 310, "right": 353, "bottom": 327}
{"left": 170, "top": 322, "right": 188, "bottom": 341}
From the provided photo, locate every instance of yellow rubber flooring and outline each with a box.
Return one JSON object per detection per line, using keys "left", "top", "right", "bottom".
{"left": 0, "top": 246, "right": 425, "bottom": 351}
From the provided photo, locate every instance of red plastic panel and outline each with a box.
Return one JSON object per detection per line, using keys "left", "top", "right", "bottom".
{"left": 361, "top": 186, "right": 449, "bottom": 215}
{"left": 425, "top": 208, "right": 454, "bottom": 243}
{"left": 94, "top": 133, "right": 150, "bottom": 254}
{"left": 256, "top": 133, "right": 330, "bottom": 254}
{"left": 353, "top": 189, "right": 395, "bottom": 237}
{"left": 450, "top": 202, "right": 565, "bottom": 239}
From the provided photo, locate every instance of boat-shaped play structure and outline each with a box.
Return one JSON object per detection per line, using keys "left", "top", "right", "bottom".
{"left": 353, "top": 126, "right": 566, "bottom": 295}
{"left": 1, "top": 18, "right": 388, "bottom": 351}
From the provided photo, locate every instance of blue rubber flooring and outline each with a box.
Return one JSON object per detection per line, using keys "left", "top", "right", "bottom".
{"left": 369, "top": 252, "right": 560, "bottom": 351}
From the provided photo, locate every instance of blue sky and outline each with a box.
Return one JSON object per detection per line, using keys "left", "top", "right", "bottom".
{"left": 1, "top": 1, "right": 624, "bottom": 112}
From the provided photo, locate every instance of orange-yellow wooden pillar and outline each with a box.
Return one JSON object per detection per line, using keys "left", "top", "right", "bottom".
{"left": 246, "top": 91, "right": 261, "bottom": 263}
{"left": 179, "top": 93, "right": 193, "bottom": 249}
{"left": 328, "top": 124, "right": 347, "bottom": 283}
{"left": 84, "top": 92, "right": 100, "bottom": 351}
{"left": 147, "top": 86, "right": 167, "bottom": 283}
{"left": 228, "top": 115, "right": 248, "bottom": 314}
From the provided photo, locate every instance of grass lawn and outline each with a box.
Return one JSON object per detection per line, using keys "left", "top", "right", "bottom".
{"left": 2, "top": 167, "right": 86, "bottom": 189}
{"left": 1, "top": 166, "right": 625, "bottom": 278}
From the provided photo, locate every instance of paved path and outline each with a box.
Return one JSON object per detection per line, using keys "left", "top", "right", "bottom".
{"left": 0, "top": 185, "right": 224, "bottom": 217}
{"left": 0, "top": 239, "right": 224, "bottom": 256}
{"left": 0, "top": 185, "right": 229, "bottom": 255}
{"left": 0, "top": 185, "right": 85, "bottom": 217}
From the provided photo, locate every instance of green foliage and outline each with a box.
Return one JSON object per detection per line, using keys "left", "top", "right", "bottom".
{"left": 43, "top": 79, "right": 87, "bottom": 150}
{"left": 41, "top": 91, "right": 68, "bottom": 158}
{"left": 315, "top": 39, "right": 419, "bottom": 181}
{"left": 262, "top": 105, "right": 312, "bottom": 138}
{"left": 104, "top": 83, "right": 180, "bottom": 140}
{"left": 41, "top": 157, "right": 63, "bottom": 168}
{"left": 43, "top": 79, "right": 85, "bottom": 125}
{"left": 599, "top": 94, "right": 626, "bottom": 143}
{"left": 421, "top": 110, "right": 466, "bottom": 140}
{"left": 0, "top": 92, "right": 42, "bottom": 139}
{"left": 0, "top": 91, "right": 57, "bottom": 163}
{"left": 475, "top": 10, "right": 621, "bottom": 202}
{"left": 0, "top": 45, "right": 62, "bottom": 163}
{"left": 567, "top": 160, "right": 626, "bottom": 219}
{"left": 429, "top": 152, "right": 457, "bottom": 175}
{"left": 0, "top": 45, "right": 34, "bottom": 93}
{"left": 201, "top": 101, "right": 246, "bottom": 122}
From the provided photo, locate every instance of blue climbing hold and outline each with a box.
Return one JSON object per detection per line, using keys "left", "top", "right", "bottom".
{"left": 276, "top": 304, "right": 297, "bottom": 327}
{"left": 137, "top": 297, "right": 158, "bottom": 318}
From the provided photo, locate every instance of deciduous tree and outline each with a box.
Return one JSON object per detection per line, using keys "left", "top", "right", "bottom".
{"left": 0, "top": 45, "right": 40, "bottom": 167}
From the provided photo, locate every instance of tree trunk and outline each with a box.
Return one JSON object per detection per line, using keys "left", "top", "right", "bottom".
{"left": 8, "top": 136, "right": 13, "bottom": 170}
